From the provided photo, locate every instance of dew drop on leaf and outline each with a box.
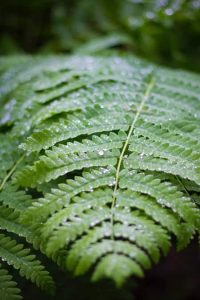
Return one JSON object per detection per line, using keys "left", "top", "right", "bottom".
{"left": 98, "top": 150, "right": 104, "bottom": 156}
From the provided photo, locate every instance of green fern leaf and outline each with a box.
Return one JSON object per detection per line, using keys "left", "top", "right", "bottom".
{"left": 0, "top": 264, "right": 22, "bottom": 300}
{"left": 0, "top": 52, "right": 200, "bottom": 289}
{"left": 0, "top": 234, "right": 55, "bottom": 295}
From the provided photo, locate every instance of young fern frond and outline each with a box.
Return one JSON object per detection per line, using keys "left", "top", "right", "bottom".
{"left": 0, "top": 52, "right": 200, "bottom": 289}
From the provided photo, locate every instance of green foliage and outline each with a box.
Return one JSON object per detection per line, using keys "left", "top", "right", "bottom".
{"left": 0, "top": 263, "right": 22, "bottom": 300}
{"left": 0, "top": 52, "right": 200, "bottom": 296}
{"left": 0, "top": 187, "right": 55, "bottom": 299}
{"left": 0, "top": 131, "right": 55, "bottom": 298}
{"left": 1, "top": 0, "right": 200, "bottom": 71}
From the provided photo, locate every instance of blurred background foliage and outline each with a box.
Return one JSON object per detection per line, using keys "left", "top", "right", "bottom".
{"left": 0, "top": 0, "right": 200, "bottom": 71}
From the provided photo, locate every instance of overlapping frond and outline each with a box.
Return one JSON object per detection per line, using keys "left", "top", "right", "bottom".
{"left": 0, "top": 234, "right": 55, "bottom": 294}
{"left": 0, "top": 263, "right": 22, "bottom": 300}
{"left": 0, "top": 178, "right": 54, "bottom": 296}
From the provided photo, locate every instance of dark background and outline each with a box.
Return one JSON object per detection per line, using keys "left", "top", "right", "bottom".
{"left": 17, "top": 241, "right": 200, "bottom": 300}
{"left": 0, "top": 1, "right": 200, "bottom": 299}
{"left": 1, "top": 0, "right": 200, "bottom": 71}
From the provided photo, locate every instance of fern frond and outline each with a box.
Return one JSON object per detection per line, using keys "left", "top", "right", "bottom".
{"left": 0, "top": 52, "right": 200, "bottom": 288}
{"left": 0, "top": 184, "right": 32, "bottom": 211}
{"left": 0, "top": 134, "right": 22, "bottom": 182}
{"left": 134, "top": 119, "right": 200, "bottom": 151}
{"left": 19, "top": 109, "right": 132, "bottom": 153}
{"left": 120, "top": 170, "right": 199, "bottom": 226}
{"left": 92, "top": 254, "right": 143, "bottom": 287}
{"left": 15, "top": 149, "right": 119, "bottom": 187}
{"left": 0, "top": 234, "right": 55, "bottom": 295}
{"left": 0, "top": 264, "right": 22, "bottom": 300}
{"left": 0, "top": 205, "right": 30, "bottom": 238}
{"left": 21, "top": 167, "right": 116, "bottom": 223}
{"left": 0, "top": 176, "right": 54, "bottom": 297}
{"left": 124, "top": 153, "right": 200, "bottom": 185}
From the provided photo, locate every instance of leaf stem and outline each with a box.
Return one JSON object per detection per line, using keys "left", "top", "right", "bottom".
{"left": 0, "top": 154, "right": 25, "bottom": 191}
{"left": 110, "top": 77, "right": 155, "bottom": 239}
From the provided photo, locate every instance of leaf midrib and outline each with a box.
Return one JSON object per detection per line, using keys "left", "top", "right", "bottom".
{"left": 110, "top": 76, "right": 155, "bottom": 240}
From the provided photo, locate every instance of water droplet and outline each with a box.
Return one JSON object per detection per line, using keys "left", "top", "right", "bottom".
{"left": 136, "top": 224, "right": 142, "bottom": 230}
{"left": 100, "top": 168, "right": 109, "bottom": 174}
{"left": 99, "top": 150, "right": 104, "bottom": 156}
{"left": 130, "top": 252, "right": 136, "bottom": 258}
{"left": 104, "top": 230, "right": 111, "bottom": 237}
{"left": 140, "top": 152, "right": 145, "bottom": 159}
{"left": 108, "top": 179, "right": 116, "bottom": 187}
